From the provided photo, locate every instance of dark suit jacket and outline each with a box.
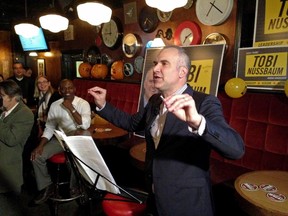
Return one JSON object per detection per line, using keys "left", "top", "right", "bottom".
{"left": 0, "top": 101, "right": 34, "bottom": 193}
{"left": 98, "top": 85, "right": 245, "bottom": 216}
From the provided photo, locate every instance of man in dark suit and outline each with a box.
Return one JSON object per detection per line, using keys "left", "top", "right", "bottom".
{"left": 88, "top": 46, "right": 245, "bottom": 216}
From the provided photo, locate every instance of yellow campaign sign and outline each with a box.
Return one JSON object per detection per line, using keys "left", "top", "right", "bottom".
{"left": 264, "top": 0, "right": 288, "bottom": 34}
{"left": 245, "top": 52, "right": 287, "bottom": 77}
{"left": 187, "top": 59, "right": 213, "bottom": 94}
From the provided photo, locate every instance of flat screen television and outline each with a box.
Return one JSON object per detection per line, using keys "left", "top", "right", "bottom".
{"left": 18, "top": 28, "right": 49, "bottom": 52}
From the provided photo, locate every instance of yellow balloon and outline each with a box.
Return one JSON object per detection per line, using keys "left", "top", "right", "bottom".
{"left": 224, "top": 78, "right": 247, "bottom": 98}
{"left": 284, "top": 80, "right": 288, "bottom": 97}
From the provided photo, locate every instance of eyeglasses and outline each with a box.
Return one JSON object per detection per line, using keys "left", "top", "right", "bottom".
{"left": 37, "top": 80, "right": 49, "bottom": 84}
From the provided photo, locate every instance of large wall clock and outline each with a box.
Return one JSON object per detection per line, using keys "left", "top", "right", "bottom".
{"left": 195, "top": 0, "right": 234, "bottom": 26}
{"left": 138, "top": 6, "right": 159, "bottom": 33}
{"left": 174, "top": 21, "right": 202, "bottom": 46}
{"left": 101, "top": 17, "right": 123, "bottom": 49}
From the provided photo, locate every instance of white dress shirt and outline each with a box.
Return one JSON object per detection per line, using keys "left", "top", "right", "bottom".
{"left": 42, "top": 96, "right": 91, "bottom": 140}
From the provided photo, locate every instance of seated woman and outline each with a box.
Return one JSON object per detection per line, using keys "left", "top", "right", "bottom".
{"left": 34, "top": 75, "right": 61, "bottom": 134}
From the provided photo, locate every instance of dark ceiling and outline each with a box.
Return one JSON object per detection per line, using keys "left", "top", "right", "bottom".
{"left": 0, "top": 0, "right": 123, "bottom": 30}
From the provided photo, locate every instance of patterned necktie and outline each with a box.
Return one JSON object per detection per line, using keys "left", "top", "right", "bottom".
{"left": 151, "top": 103, "right": 168, "bottom": 148}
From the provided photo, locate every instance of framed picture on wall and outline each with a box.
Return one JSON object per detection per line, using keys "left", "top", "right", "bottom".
{"left": 37, "top": 59, "right": 45, "bottom": 76}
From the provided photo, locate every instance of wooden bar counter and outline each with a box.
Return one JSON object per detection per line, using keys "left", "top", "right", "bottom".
{"left": 234, "top": 170, "right": 288, "bottom": 216}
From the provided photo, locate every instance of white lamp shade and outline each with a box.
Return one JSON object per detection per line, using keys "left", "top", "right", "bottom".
{"left": 14, "top": 23, "right": 40, "bottom": 38}
{"left": 77, "top": 2, "right": 112, "bottom": 26}
{"left": 39, "top": 14, "right": 69, "bottom": 33}
{"left": 145, "top": 0, "right": 188, "bottom": 12}
{"left": 150, "top": 37, "right": 166, "bottom": 47}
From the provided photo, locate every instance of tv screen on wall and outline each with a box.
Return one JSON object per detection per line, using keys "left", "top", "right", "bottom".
{"left": 18, "top": 28, "right": 48, "bottom": 52}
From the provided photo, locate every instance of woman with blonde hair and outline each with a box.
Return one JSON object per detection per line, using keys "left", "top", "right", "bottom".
{"left": 34, "top": 75, "right": 61, "bottom": 133}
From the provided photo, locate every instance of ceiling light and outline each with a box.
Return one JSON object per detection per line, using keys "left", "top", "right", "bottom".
{"left": 150, "top": 38, "right": 166, "bottom": 47}
{"left": 77, "top": 2, "right": 112, "bottom": 26}
{"left": 39, "top": 0, "right": 69, "bottom": 33}
{"left": 14, "top": 0, "right": 39, "bottom": 38}
{"left": 145, "top": 0, "right": 188, "bottom": 12}
{"left": 39, "top": 14, "right": 69, "bottom": 33}
{"left": 14, "top": 23, "right": 40, "bottom": 38}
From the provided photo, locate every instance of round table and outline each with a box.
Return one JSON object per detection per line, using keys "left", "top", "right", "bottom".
{"left": 129, "top": 141, "right": 146, "bottom": 170}
{"left": 234, "top": 170, "right": 288, "bottom": 216}
{"left": 89, "top": 122, "right": 129, "bottom": 145}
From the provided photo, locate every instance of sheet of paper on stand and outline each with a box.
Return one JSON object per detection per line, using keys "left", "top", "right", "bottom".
{"left": 54, "top": 130, "right": 120, "bottom": 194}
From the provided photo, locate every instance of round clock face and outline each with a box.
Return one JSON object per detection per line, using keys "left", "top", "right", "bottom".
{"left": 134, "top": 56, "right": 144, "bottom": 74}
{"left": 124, "top": 63, "right": 134, "bottom": 77}
{"left": 196, "top": 0, "right": 234, "bottom": 26}
{"left": 101, "top": 18, "right": 122, "bottom": 49}
{"left": 157, "top": 9, "right": 172, "bottom": 22}
{"left": 174, "top": 21, "right": 202, "bottom": 46}
{"left": 101, "top": 53, "right": 113, "bottom": 66}
{"left": 139, "top": 6, "right": 159, "bottom": 33}
{"left": 184, "top": 0, "right": 194, "bottom": 9}
{"left": 203, "top": 32, "right": 229, "bottom": 53}
{"left": 122, "top": 33, "right": 142, "bottom": 58}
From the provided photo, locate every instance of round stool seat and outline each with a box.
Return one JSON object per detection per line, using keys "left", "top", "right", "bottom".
{"left": 102, "top": 193, "right": 147, "bottom": 216}
{"left": 48, "top": 152, "right": 66, "bottom": 164}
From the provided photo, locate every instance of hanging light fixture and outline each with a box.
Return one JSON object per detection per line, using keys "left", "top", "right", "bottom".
{"left": 14, "top": 0, "right": 39, "bottom": 38}
{"left": 39, "top": 0, "right": 69, "bottom": 33}
{"left": 145, "top": 0, "right": 188, "bottom": 12}
{"left": 77, "top": 1, "right": 112, "bottom": 26}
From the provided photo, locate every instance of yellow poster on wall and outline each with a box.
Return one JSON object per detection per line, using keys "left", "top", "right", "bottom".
{"left": 253, "top": 0, "right": 288, "bottom": 47}
{"left": 237, "top": 46, "right": 288, "bottom": 90}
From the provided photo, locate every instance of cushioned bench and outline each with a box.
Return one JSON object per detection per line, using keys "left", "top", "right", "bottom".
{"left": 211, "top": 91, "right": 288, "bottom": 184}
{"left": 73, "top": 78, "right": 141, "bottom": 114}
{"left": 73, "top": 79, "right": 288, "bottom": 185}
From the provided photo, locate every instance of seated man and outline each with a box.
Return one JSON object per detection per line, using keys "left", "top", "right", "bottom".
{"left": 30, "top": 79, "right": 91, "bottom": 205}
{"left": 0, "top": 80, "right": 34, "bottom": 214}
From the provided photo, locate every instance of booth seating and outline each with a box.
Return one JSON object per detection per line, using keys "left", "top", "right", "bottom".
{"left": 73, "top": 78, "right": 140, "bottom": 115}
{"left": 73, "top": 78, "right": 288, "bottom": 185}
{"left": 210, "top": 91, "right": 288, "bottom": 185}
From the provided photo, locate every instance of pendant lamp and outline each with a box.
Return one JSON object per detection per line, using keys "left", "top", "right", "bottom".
{"left": 39, "top": 0, "right": 69, "bottom": 33}
{"left": 77, "top": 1, "right": 112, "bottom": 26}
{"left": 145, "top": 0, "right": 188, "bottom": 12}
{"left": 14, "top": 0, "right": 39, "bottom": 38}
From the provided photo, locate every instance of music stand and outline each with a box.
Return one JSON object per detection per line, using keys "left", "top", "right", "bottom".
{"left": 54, "top": 130, "right": 146, "bottom": 204}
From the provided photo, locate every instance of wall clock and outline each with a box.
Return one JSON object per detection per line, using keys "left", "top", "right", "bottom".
{"left": 138, "top": 6, "right": 159, "bottom": 33}
{"left": 134, "top": 56, "right": 144, "bottom": 74}
{"left": 157, "top": 9, "right": 172, "bottom": 22}
{"left": 184, "top": 0, "right": 194, "bottom": 9}
{"left": 124, "top": 63, "right": 134, "bottom": 77}
{"left": 203, "top": 32, "right": 228, "bottom": 53}
{"left": 122, "top": 33, "right": 142, "bottom": 58}
{"left": 174, "top": 21, "right": 202, "bottom": 46}
{"left": 101, "top": 17, "right": 123, "bottom": 49}
{"left": 195, "top": 0, "right": 234, "bottom": 26}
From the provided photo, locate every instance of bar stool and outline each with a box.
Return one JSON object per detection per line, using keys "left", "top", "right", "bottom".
{"left": 102, "top": 192, "right": 147, "bottom": 216}
{"left": 48, "top": 152, "right": 82, "bottom": 216}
